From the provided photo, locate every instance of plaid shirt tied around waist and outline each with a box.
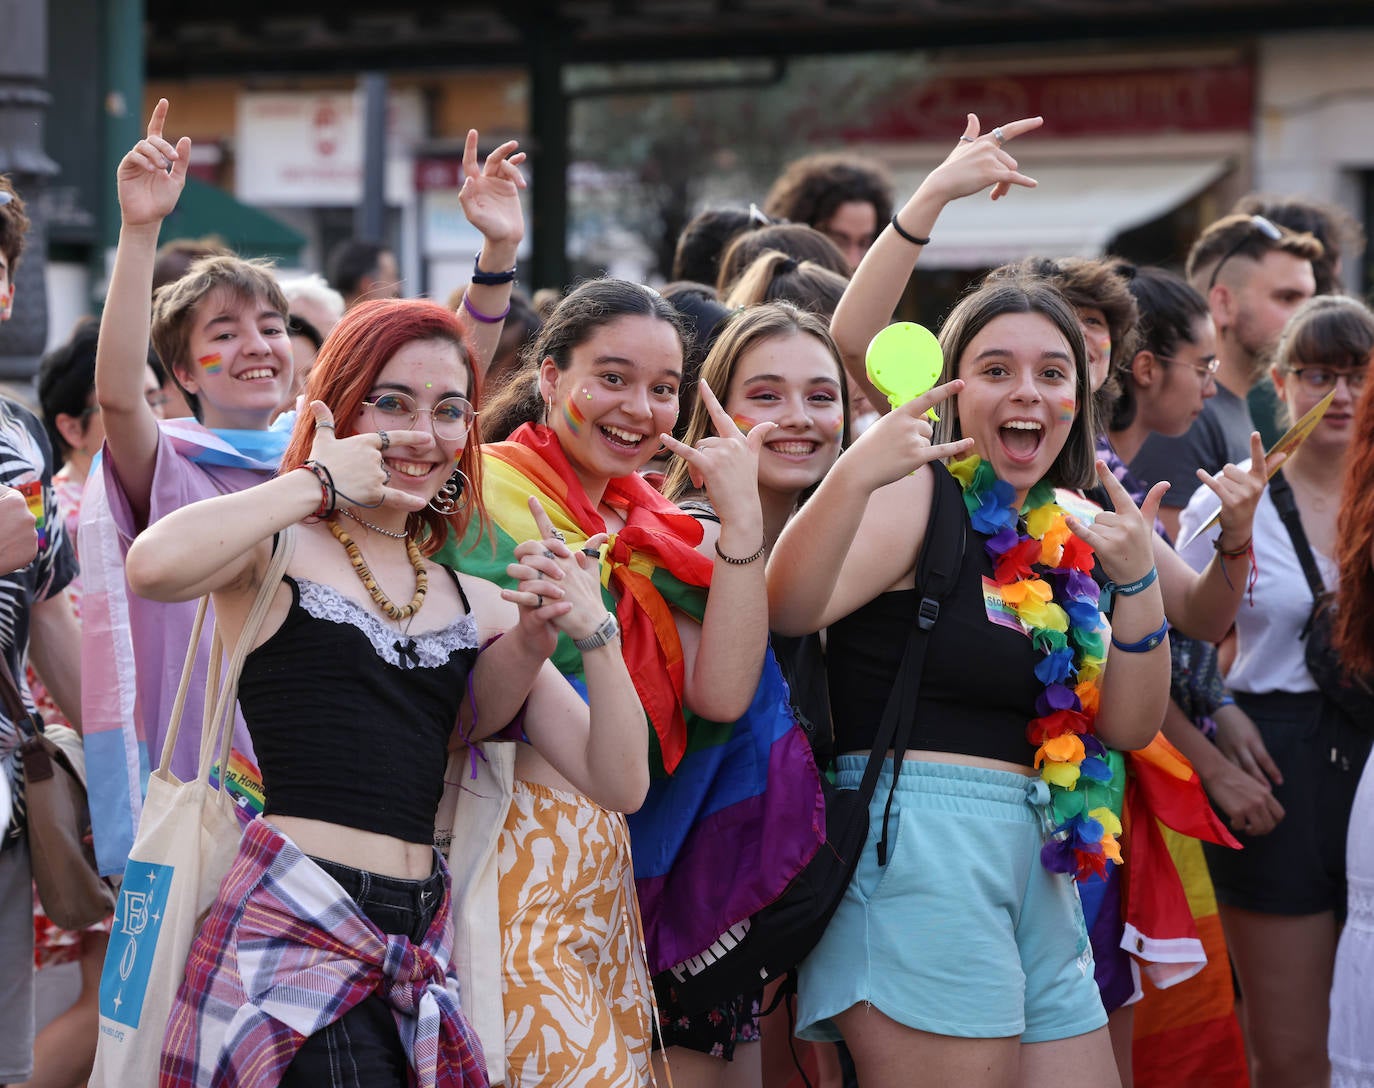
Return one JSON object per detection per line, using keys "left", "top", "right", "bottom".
{"left": 160, "top": 817, "right": 487, "bottom": 1087}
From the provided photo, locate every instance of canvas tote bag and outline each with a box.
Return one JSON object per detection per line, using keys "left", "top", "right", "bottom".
{"left": 91, "top": 529, "right": 293, "bottom": 1087}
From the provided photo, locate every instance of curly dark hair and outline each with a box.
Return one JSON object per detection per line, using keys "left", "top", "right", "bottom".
{"left": 763, "top": 154, "right": 893, "bottom": 236}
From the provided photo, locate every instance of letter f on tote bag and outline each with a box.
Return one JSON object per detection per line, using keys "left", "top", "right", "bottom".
{"left": 92, "top": 531, "right": 292, "bottom": 1087}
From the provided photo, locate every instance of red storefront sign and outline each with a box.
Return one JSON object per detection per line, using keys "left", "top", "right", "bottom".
{"left": 845, "top": 62, "right": 1254, "bottom": 141}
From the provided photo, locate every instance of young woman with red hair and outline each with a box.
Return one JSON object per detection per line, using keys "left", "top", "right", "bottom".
{"left": 1329, "top": 329, "right": 1374, "bottom": 1088}
{"left": 124, "top": 298, "right": 648, "bottom": 1087}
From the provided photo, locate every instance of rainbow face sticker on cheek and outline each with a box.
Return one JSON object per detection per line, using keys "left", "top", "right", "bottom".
{"left": 731, "top": 413, "right": 759, "bottom": 434}
{"left": 562, "top": 389, "right": 591, "bottom": 435}
{"left": 1057, "top": 396, "right": 1076, "bottom": 425}
{"left": 198, "top": 353, "right": 223, "bottom": 374}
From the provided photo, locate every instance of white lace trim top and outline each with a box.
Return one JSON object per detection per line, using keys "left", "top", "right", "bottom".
{"left": 294, "top": 576, "right": 479, "bottom": 670}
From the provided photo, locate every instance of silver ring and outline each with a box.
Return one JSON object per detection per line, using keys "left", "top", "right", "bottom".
{"left": 543, "top": 547, "right": 557, "bottom": 559}
{"left": 378, "top": 430, "right": 390, "bottom": 450}
{"left": 316, "top": 421, "right": 335, "bottom": 431}
{"left": 992, "top": 126, "right": 1006, "bottom": 146}
{"left": 535, "top": 594, "right": 544, "bottom": 608}
{"left": 959, "top": 135, "right": 975, "bottom": 143}
{"left": 550, "top": 529, "right": 566, "bottom": 543}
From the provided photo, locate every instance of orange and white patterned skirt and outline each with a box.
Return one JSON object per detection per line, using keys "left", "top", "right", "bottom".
{"left": 499, "top": 778, "right": 654, "bottom": 1087}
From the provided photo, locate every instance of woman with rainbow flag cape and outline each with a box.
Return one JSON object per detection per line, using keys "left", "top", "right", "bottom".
{"left": 659, "top": 301, "right": 850, "bottom": 1085}
{"left": 439, "top": 279, "right": 826, "bottom": 1087}
{"left": 769, "top": 115, "right": 1175, "bottom": 1088}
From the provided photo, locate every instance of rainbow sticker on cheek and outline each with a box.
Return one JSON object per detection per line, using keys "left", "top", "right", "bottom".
{"left": 1057, "top": 396, "right": 1077, "bottom": 424}
{"left": 731, "top": 413, "right": 758, "bottom": 434}
{"left": 562, "top": 391, "right": 589, "bottom": 435}
{"left": 198, "top": 353, "right": 223, "bottom": 374}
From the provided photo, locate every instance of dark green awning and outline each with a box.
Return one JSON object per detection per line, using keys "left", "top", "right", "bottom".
{"left": 162, "top": 177, "right": 305, "bottom": 264}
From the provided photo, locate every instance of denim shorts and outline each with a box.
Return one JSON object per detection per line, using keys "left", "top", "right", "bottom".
{"left": 797, "top": 758, "right": 1106, "bottom": 1044}
{"left": 280, "top": 854, "right": 445, "bottom": 1088}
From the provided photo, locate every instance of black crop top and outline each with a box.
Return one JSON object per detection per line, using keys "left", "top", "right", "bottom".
{"left": 238, "top": 573, "right": 479, "bottom": 845}
{"left": 827, "top": 502, "right": 1049, "bottom": 768}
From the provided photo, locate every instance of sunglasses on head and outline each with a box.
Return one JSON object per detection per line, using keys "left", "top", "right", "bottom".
{"left": 1208, "top": 215, "right": 1285, "bottom": 292}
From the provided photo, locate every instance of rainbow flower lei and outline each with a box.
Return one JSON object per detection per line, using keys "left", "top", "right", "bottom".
{"left": 948, "top": 454, "right": 1122, "bottom": 881}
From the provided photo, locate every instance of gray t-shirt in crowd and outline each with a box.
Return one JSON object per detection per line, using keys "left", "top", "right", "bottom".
{"left": 1128, "top": 382, "right": 1255, "bottom": 508}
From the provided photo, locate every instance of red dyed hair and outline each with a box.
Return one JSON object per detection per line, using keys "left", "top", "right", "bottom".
{"left": 1334, "top": 372, "right": 1374, "bottom": 677}
{"left": 280, "top": 298, "right": 485, "bottom": 556}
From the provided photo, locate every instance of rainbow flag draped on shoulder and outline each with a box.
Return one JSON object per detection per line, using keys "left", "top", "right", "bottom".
{"left": 438, "top": 424, "right": 824, "bottom": 973}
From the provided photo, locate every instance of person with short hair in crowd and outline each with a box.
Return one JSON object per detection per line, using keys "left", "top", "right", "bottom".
{"left": 764, "top": 153, "right": 894, "bottom": 272}
{"left": 327, "top": 238, "right": 402, "bottom": 310}
{"left": 1178, "top": 294, "right": 1374, "bottom": 1088}
{"left": 0, "top": 172, "right": 82, "bottom": 1088}
{"left": 1130, "top": 212, "right": 1322, "bottom": 538}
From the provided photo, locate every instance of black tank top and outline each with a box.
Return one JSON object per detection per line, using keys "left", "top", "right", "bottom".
{"left": 827, "top": 497, "right": 1049, "bottom": 768}
{"left": 238, "top": 572, "right": 479, "bottom": 844}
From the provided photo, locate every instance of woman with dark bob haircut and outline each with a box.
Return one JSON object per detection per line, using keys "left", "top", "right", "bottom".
{"left": 125, "top": 298, "right": 647, "bottom": 1086}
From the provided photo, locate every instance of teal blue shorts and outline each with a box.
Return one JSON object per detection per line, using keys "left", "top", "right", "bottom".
{"left": 796, "top": 758, "right": 1107, "bottom": 1044}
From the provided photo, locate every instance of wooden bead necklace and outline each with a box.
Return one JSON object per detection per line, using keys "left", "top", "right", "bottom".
{"left": 327, "top": 517, "right": 428, "bottom": 621}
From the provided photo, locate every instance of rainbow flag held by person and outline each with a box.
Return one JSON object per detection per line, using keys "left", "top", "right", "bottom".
{"left": 441, "top": 424, "right": 825, "bottom": 973}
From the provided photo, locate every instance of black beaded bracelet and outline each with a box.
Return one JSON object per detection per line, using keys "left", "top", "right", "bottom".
{"left": 890, "top": 214, "right": 931, "bottom": 247}
{"left": 470, "top": 253, "right": 517, "bottom": 286}
{"left": 715, "top": 538, "right": 766, "bottom": 565}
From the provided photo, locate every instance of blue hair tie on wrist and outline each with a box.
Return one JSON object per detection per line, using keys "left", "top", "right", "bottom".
{"left": 1111, "top": 619, "right": 1170, "bottom": 654}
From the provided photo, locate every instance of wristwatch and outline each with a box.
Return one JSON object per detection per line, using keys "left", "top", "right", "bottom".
{"left": 573, "top": 612, "right": 619, "bottom": 652}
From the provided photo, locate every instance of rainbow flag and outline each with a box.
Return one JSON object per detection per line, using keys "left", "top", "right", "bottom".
{"left": 439, "top": 423, "right": 824, "bottom": 973}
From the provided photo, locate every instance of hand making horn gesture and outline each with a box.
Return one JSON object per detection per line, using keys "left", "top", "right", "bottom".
{"left": 842, "top": 379, "right": 974, "bottom": 493}
{"left": 1064, "top": 462, "right": 1171, "bottom": 588}
{"left": 923, "top": 113, "right": 1044, "bottom": 204}
{"left": 1197, "top": 430, "right": 1282, "bottom": 551}
{"left": 457, "top": 129, "right": 528, "bottom": 248}
{"left": 503, "top": 496, "right": 611, "bottom": 656}
{"left": 307, "top": 401, "right": 434, "bottom": 513}
{"left": 659, "top": 379, "right": 775, "bottom": 534}
{"left": 117, "top": 98, "right": 192, "bottom": 228}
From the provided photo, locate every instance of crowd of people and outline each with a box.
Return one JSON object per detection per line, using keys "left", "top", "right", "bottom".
{"left": 0, "top": 94, "right": 1370, "bottom": 1088}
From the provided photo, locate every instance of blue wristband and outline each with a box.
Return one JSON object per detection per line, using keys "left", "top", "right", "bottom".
{"left": 1108, "top": 566, "right": 1158, "bottom": 597}
{"left": 1110, "top": 619, "right": 1170, "bottom": 654}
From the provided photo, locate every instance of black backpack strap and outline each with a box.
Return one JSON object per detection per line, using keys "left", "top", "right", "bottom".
{"left": 866, "top": 463, "right": 966, "bottom": 865}
{"left": 1268, "top": 470, "right": 1327, "bottom": 602}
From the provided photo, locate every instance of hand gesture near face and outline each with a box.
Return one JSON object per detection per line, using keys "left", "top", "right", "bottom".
{"left": 502, "top": 496, "right": 611, "bottom": 657}
{"left": 117, "top": 99, "right": 191, "bottom": 228}
{"left": 658, "top": 379, "right": 775, "bottom": 532}
{"left": 842, "top": 380, "right": 973, "bottom": 492}
{"left": 1198, "top": 431, "right": 1282, "bottom": 549}
{"left": 923, "top": 113, "right": 1043, "bottom": 205}
{"left": 1065, "top": 461, "right": 1170, "bottom": 586}
{"left": 457, "top": 130, "right": 528, "bottom": 248}
{"left": 307, "top": 401, "right": 433, "bottom": 513}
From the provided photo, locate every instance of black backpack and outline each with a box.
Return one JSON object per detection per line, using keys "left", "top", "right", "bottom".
{"left": 659, "top": 464, "right": 966, "bottom": 1013}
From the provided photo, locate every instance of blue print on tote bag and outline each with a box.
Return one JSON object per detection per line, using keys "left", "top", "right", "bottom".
{"left": 100, "top": 860, "right": 174, "bottom": 1028}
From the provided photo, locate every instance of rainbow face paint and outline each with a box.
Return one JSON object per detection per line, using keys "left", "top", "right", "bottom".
{"left": 198, "top": 352, "right": 223, "bottom": 374}
{"left": 731, "top": 413, "right": 758, "bottom": 434}
{"left": 1057, "top": 397, "right": 1076, "bottom": 425}
{"left": 562, "top": 391, "right": 589, "bottom": 435}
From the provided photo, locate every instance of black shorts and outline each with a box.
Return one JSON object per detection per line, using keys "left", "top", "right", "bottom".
{"left": 1203, "top": 691, "right": 1372, "bottom": 918}
{"left": 652, "top": 976, "right": 761, "bottom": 1060}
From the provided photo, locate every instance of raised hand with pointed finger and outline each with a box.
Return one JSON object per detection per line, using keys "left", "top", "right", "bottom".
{"left": 840, "top": 379, "right": 974, "bottom": 493}
{"left": 458, "top": 129, "right": 528, "bottom": 250}
{"left": 117, "top": 98, "right": 192, "bottom": 228}
{"left": 1065, "top": 460, "right": 1170, "bottom": 587}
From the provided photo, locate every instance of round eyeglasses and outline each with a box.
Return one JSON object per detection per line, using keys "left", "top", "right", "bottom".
{"left": 361, "top": 392, "right": 476, "bottom": 441}
{"left": 1289, "top": 368, "right": 1368, "bottom": 394}
{"left": 1157, "top": 354, "right": 1221, "bottom": 383}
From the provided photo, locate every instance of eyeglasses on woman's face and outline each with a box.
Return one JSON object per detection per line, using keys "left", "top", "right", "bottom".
{"left": 1288, "top": 367, "right": 1368, "bottom": 394}
{"left": 1157, "top": 353, "right": 1221, "bottom": 384}
{"left": 361, "top": 391, "right": 476, "bottom": 441}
